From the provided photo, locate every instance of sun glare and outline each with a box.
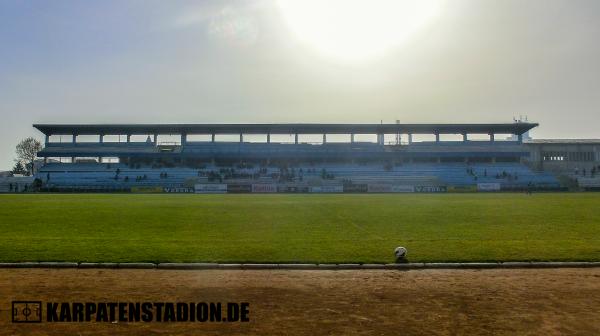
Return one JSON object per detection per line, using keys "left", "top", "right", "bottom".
{"left": 278, "top": 0, "right": 444, "bottom": 63}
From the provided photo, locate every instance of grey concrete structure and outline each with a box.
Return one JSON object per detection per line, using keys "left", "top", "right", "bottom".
{"left": 524, "top": 139, "right": 600, "bottom": 174}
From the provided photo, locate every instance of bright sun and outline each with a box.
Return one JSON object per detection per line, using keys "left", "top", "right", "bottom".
{"left": 278, "top": 0, "right": 444, "bottom": 63}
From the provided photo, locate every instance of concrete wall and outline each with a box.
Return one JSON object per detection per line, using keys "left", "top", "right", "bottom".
{"left": 524, "top": 142, "right": 600, "bottom": 174}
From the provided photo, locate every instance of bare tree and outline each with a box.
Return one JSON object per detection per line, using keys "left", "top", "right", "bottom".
{"left": 15, "top": 137, "right": 43, "bottom": 176}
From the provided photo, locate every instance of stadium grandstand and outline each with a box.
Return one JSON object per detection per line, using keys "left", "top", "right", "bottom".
{"left": 22, "top": 122, "right": 579, "bottom": 193}
{"left": 524, "top": 139, "right": 600, "bottom": 190}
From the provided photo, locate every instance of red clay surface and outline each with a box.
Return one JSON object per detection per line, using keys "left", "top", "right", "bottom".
{"left": 1, "top": 268, "right": 599, "bottom": 335}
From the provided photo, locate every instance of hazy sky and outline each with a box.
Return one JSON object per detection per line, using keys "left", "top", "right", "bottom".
{"left": 1, "top": 0, "right": 599, "bottom": 170}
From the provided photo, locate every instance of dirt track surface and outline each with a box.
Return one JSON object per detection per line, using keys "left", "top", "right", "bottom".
{"left": 1, "top": 268, "right": 599, "bottom": 335}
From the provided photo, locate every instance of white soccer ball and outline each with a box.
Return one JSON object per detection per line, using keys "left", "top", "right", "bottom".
{"left": 394, "top": 246, "right": 407, "bottom": 259}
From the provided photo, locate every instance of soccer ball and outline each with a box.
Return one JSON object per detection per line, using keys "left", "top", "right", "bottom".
{"left": 394, "top": 246, "right": 407, "bottom": 260}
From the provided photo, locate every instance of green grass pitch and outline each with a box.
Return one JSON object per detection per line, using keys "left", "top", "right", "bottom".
{"left": 0, "top": 193, "right": 599, "bottom": 263}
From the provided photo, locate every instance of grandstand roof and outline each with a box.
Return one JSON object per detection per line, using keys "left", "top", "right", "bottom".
{"left": 33, "top": 123, "right": 538, "bottom": 135}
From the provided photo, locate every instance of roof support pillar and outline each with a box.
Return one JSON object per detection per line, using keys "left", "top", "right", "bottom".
{"left": 45, "top": 134, "right": 50, "bottom": 145}
{"left": 153, "top": 134, "right": 158, "bottom": 144}
{"left": 126, "top": 134, "right": 131, "bottom": 143}
{"left": 267, "top": 133, "right": 270, "bottom": 143}
{"left": 323, "top": 134, "right": 327, "bottom": 144}
{"left": 99, "top": 134, "right": 104, "bottom": 144}
{"left": 435, "top": 132, "right": 440, "bottom": 143}
{"left": 408, "top": 134, "right": 413, "bottom": 144}
{"left": 489, "top": 133, "right": 495, "bottom": 142}
{"left": 240, "top": 133, "right": 243, "bottom": 143}
{"left": 211, "top": 133, "right": 215, "bottom": 143}
{"left": 462, "top": 133, "right": 468, "bottom": 142}
{"left": 181, "top": 133, "right": 187, "bottom": 145}
{"left": 517, "top": 134, "right": 523, "bottom": 143}
{"left": 351, "top": 133, "right": 355, "bottom": 143}
{"left": 72, "top": 134, "right": 77, "bottom": 144}
{"left": 295, "top": 134, "right": 298, "bottom": 144}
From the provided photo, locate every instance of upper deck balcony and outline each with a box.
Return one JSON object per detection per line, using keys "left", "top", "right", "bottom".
{"left": 37, "top": 140, "right": 528, "bottom": 160}
{"left": 35, "top": 122, "right": 535, "bottom": 160}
